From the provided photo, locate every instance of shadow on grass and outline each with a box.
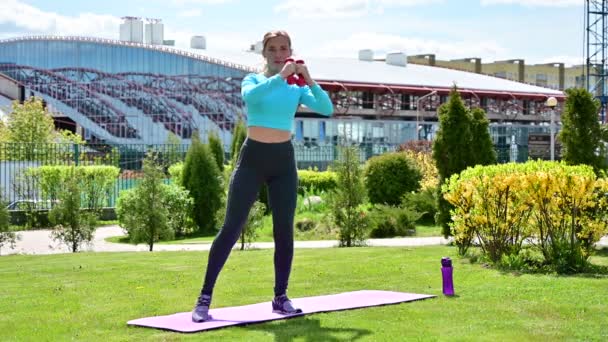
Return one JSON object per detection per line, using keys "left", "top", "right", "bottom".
{"left": 242, "top": 316, "right": 372, "bottom": 342}
{"left": 105, "top": 231, "right": 217, "bottom": 244}
{"left": 463, "top": 245, "right": 608, "bottom": 278}
{"left": 593, "top": 246, "right": 608, "bottom": 257}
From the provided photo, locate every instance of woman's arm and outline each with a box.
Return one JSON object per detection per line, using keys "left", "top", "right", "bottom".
{"left": 299, "top": 83, "right": 334, "bottom": 116}
{"left": 296, "top": 63, "right": 333, "bottom": 116}
{"left": 241, "top": 73, "right": 285, "bottom": 104}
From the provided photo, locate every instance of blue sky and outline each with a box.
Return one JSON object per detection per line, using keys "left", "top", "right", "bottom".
{"left": 0, "top": 0, "right": 585, "bottom": 65}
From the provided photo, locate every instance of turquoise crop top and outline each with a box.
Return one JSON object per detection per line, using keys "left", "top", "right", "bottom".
{"left": 241, "top": 73, "right": 334, "bottom": 131}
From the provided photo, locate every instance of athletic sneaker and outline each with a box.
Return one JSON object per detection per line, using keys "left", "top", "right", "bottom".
{"left": 272, "top": 294, "right": 303, "bottom": 315}
{"left": 192, "top": 294, "right": 212, "bottom": 322}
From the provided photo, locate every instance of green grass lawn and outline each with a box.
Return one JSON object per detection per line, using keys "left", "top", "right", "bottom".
{"left": 1, "top": 246, "right": 607, "bottom": 341}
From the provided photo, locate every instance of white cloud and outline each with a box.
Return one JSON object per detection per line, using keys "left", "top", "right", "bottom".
{"left": 171, "top": 0, "right": 232, "bottom": 4}
{"left": 480, "top": 0, "right": 581, "bottom": 7}
{"left": 177, "top": 9, "right": 203, "bottom": 17}
{"left": 164, "top": 27, "right": 254, "bottom": 51}
{"left": 0, "top": 0, "right": 120, "bottom": 38}
{"left": 312, "top": 32, "right": 508, "bottom": 60}
{"left": 377, "top": 0, "right": 443, "bottom": 5}
{"left": 274, "top": 0, "right": 370, "bottom": 19}
{"left": 274, "top": 0, "right": 443, "bottom": 19}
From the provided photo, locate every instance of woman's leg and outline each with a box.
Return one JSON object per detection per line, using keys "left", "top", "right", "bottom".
{"left": 267, "top": 163, "right": 298, "bottom": 297}
{"left": 200, "top": 166, "right": 262, "bottom": 296}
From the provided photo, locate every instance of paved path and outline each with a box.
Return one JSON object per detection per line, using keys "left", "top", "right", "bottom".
{"left": 3, "top": 225, "right": 607, "bottom": 256}
{"left": 1, "top": 225, "right": 453, "bottom": 256}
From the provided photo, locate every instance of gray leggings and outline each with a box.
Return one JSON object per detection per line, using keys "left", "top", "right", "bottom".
{"left": 201, "top": 138, "right": 298, "bottom": 297}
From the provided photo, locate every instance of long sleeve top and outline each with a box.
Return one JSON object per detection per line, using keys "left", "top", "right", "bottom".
{"left": 240, "top": 73, "right": 334, "bottom": 131}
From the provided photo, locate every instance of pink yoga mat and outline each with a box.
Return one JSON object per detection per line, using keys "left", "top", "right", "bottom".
{"left": 127, "top": 290, "right": 435, "bottom": 333}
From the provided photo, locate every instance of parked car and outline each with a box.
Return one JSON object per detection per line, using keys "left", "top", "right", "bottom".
{"left": 6, "top": 199, "right": 59, "bottom": 211}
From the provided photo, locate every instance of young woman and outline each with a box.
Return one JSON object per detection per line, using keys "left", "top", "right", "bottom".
{"left": 192, "top": 30, "right": 333, "bottom": 322}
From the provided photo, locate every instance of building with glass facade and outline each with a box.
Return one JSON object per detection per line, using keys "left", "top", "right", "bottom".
{"left": 0, "top": 36, "right": 565, "bottom": 163}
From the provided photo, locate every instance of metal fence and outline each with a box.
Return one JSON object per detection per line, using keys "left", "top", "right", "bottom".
{"left": 0, "top": 142, "right": 529, "bottom": 207}
{"left": 0, "top": 143, "right": 187, "bottom": 206}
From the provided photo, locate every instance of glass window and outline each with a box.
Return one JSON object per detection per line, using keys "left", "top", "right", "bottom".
{"left": 295, "top": 120, "right": 304, "bottom": 142}
{"left": 319, "top": 121, "right": 326, "bottom": 142}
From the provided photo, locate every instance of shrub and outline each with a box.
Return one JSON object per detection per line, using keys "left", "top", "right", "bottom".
{"left": 182, "top": 138, "right": 223, "bottom": 234}
{"left": 168, "top": 162, "right": 183, "bottom": 185}
{"left": 402, "top": 150, "right": 438, "bottom": 191}
{"left": 208, "top": 130, "right": 225, "bottom": 172}
{"left": 34, "top": 165, "right": 119, "bottom": 211}
{"left": 163, "top": 183, "right": 195, "bottom": 237}
{"left": 402, "top": 188, "right": 437, "bottom": 224}
{"left": 230, "top": 119, "right": 247, "bottom": 164}
{"left": 328, "top": 146, "right": 370, "bottom": 247}
{"left": 444, "top": 161, "right": 608, "bottom": 273}
{"left": 0, "top": 193, "right": 19, "bottom": 255}
{"left": 295, "top": 218, "right": 315, "bottom": 232}
{"left": 215, "top": 199, "right": 266, "bottom": 250}
{"left": 116, "top": 153, "right": 173, "bottom": 251}
{"left": 48, "top": 168, "right": 96, "bottom": 253}
{"left": 240, "top": 201, "right": 266, "bottom": 250}
{"left": 297, "top": 170, "right": 337, "bottom": 195}
{"left": 368, "top": 204, "right": 422, "bottom": 238}
{"left": 364, "top": 152, "right": 422, "bottom": 205}
{"left": 397, "top": 140, "right": 432, "bottom": 153}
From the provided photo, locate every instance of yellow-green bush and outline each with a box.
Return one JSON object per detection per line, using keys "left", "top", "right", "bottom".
{"left": 403, "top": 150, "right": 438, "bottom": 191}
{"left": 297, "top": 170, "right": 337, "bottom": 195}
{"left": 444, "top": 160, "right": 608, "bottom": 273}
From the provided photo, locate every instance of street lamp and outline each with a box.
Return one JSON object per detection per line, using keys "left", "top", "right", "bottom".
{"left": 416, "top": 90, "right": 437, "bottom": 140}
{"left": 545, "top": 96, "right": 558, "bottom": 161}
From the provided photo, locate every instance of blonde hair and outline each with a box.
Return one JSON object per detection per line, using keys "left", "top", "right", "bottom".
{"left": 262, "top": 30, "right": 292, "bottom": 53}
{"left": 261, "top": 30, "right": 292, "bottom": 75}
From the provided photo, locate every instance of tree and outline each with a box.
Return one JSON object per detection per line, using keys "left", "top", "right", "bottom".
{"left": 5, "top": 98, "right": 55, "bottom": 144}
{"left": 240, "top": 201, "right": 265, "bottom": 250}
{"left": 164, "top": 132, "right": 183, "bottom": 168}
{"left": 208, "top": 130, "right": 225, "bottom": 171}
{"left": 230, "top": 119, "right": 247, "bottom": 165}
{"left": 470, "top": 108, "right": 497, "bottom": 166}
{"left": 559, "top": 88, "right": 606, "bottom": 173}
{"left": 601, "top": 123, "right": 608, "bottom": 143}
{"left": 0, "top": 193, "right": 20, "bottom": 256}
{"left": 328, "top": 146, "right": 370, "bottom": 247}
{"left": 182, "top": 138, "right": 223, "bottom": 234}
{"left": 0, "top": 119, "right": 7, "bottom": 142}
{"left": 227, "top": 120, "right": 271, "bottom": 214}
{"left": 364, "top": 152, "right": 422, "bottom": 205}
{"left": 48, "top": 168, "right": 96, "bottom": 253}
{"left": 55, "top": 130, "right": 86, "bottom": 145}
{"left": 116, "top": 153, "right": 173, "bottom": 251}
{"left": 432, "top": 86, "right": 474, "bottom": 237}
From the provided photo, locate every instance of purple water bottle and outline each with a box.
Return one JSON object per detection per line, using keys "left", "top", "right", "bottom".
{"left": 441, "top": 257, "right": 455, "bottom": 296}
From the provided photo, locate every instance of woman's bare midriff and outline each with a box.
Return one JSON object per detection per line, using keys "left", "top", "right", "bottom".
{"left": 247, "top": 126, "right": 291, "bottom": 143}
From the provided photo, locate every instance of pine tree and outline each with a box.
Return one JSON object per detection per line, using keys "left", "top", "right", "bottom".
{"left": 328, "top": 146, "right": 369, "bottom": 247}
{"left": 559, "top": 88, "right": 606, "bottom": 173}
{"left": 230, "top": 119, "right": 247, "bottom": 164}
{"left": 208, "top": 130, "right": 225, "bottom": 171}
{"left": 432, "top": 86, "right": 474, "bottom": 237}
{"left": 470, "top": 108, "right": 497, "bottom": 166}
{"left": 182, "top": 138, "right": 223, "bottom": 234}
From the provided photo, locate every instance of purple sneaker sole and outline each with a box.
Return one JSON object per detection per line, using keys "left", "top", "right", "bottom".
{"left": 272, "top": 298, "right": 302, "bottom": 315}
